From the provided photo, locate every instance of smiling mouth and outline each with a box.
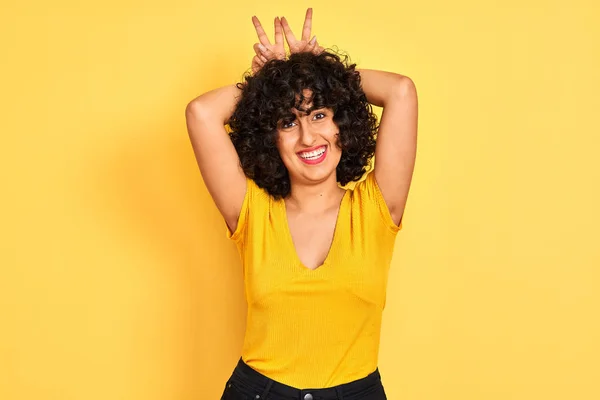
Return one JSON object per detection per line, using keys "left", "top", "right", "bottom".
{"left": 297, "top": 145, "right": 327, "bottom": 164}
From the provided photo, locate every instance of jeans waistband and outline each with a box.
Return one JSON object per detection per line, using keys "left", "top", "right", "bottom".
{"left": 231, "top": 357, "right": 382, "bottom": 399}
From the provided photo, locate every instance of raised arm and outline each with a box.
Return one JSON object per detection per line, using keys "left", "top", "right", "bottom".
{"left": 357, "top": 69, "right": 418, "bottom": 226}
{"left": 186, "top": 14, "right": 290, "bottom": 234}
{"left": 185, "top": 85, "right": 247, "bottom": 234}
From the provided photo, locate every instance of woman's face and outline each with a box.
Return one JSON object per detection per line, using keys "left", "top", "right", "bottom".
{"left": 276, "top": 90, "right": 342, "bottom": 187}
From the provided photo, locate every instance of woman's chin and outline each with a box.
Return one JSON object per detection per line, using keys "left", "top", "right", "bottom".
{"left": 293, "top": 164, "right": 337, "bottom": 183}
{"left": 286, "top": 153, "right": 341, "bottom": 184}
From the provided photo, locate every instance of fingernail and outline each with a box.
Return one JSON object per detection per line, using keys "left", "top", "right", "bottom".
{"left": 258, "top": 44, "right": 266, "bottom": 51}
{"left": 310, "top": 36, "right": 317, "bottom": 44}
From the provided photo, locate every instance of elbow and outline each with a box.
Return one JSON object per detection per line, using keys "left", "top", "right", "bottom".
{"left": 185, "top": 100, "right": 205, "bottom": 120}
{"left": 396, "top": 76, "right": 416, "bottom": 96}
{"left": 388, "top": 77, "right": 417, "bottom": 104}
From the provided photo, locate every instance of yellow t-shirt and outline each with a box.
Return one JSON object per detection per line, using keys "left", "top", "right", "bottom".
{"left": 226, "top": 171, "right": 402, "bottom": 388}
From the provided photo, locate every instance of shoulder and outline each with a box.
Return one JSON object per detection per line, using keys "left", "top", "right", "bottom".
{"left": 226, "top": 176, "right": 273, "bottom": 241}
{"left": 349, "top": 171, "right": 403, "bottom": 233}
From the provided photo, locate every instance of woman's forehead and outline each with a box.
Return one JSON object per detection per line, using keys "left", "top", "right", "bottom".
{"left": 292, "top": 89, "right": 316, "bottom": 114}
{"left": 289, "top": 107, "right": 313, "bottom": 117}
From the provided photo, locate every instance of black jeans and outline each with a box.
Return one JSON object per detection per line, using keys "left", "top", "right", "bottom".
{"left": 220, "top": 357, "right": 387, "bottom": 400}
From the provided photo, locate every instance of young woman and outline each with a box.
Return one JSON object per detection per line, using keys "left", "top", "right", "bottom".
{"left": 185, "top": 8, "right": 418, "bottom": 400}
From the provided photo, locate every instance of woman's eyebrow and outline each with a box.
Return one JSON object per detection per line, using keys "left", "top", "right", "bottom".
{"left": 292, "top": 106, "right": 323, "bottom": 116}
{"left": 278, "top": 114, "right": 296, "bottom": 125}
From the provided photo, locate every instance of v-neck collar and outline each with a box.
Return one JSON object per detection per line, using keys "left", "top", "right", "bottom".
{"left": 280, "top": 189, "right": 349, "bottom": 273}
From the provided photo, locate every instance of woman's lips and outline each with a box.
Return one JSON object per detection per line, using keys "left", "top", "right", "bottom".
{"left": 297, "top": 145, "right": 327, "bottom": 165}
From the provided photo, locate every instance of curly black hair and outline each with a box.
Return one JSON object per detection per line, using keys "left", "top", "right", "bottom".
{"left": 228, "top": 49, "right": 379, "bottom": 199}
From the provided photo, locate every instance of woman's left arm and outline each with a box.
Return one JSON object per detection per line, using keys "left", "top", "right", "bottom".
{"left": 357, "top": 69, "right": 418, "bottom": 226}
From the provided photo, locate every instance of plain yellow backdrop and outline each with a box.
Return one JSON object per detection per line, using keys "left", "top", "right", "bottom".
{"left": 1, "top": 0, "right": 599, "bottom": 399}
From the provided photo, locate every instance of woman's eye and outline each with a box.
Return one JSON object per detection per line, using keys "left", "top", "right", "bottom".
{"left": 282, "top": 121, "right": 295, "bottom": 129}
{"left": 314, "top": 112, "right": 326, "bottom": 120}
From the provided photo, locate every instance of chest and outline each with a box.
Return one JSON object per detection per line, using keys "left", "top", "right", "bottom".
{"left": 285, "top": 207, "right": 339, "bottom": 271}
{"left": 239, "top": 195, "right": 397, "bottom": 309}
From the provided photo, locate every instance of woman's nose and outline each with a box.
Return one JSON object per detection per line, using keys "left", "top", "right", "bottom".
{"left": 299, "top": 124, "right": 318, "bottom": 145}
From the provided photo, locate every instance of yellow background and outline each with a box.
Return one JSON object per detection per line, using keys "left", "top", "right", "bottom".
{"left": 1, "top": 0, "right": 599, "bottom": 399}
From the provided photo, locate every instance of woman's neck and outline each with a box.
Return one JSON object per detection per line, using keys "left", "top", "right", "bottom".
{"left": 285, "top": 176, "right": 346, "bottom": 214}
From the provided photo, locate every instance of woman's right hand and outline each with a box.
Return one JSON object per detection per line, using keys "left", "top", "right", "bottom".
{"left": 251, "top": 15, "right": 285, "bottom": 74}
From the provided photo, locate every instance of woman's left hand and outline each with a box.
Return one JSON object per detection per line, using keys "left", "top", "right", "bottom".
{"left": 280, "top": 8, "right": 324, "bottom": 55}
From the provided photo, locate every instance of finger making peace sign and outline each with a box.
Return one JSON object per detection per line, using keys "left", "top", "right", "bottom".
{"left": 280, "top": 8, "right": 324, "bottom": 55}
{"left": 251, "top": 8, "right": 324, "bottom": 74}
{"left": 250, "top": 15, "right": 285, "bottom": 74}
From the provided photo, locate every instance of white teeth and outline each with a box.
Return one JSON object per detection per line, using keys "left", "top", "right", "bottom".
{"left": 299, "top": 147, "right": 326, "bottom": 159}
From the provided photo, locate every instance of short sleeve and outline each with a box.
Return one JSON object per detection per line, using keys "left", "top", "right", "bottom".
{"left": 356, "top": 172, "right": 403, "bottom": 234}
{"left": 225, "top": 177, "right": 256, "bottom": 242}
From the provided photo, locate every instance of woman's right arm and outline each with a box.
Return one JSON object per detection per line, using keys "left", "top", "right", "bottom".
{"left": 186, "top": 9, "right": 316, "bottom": 232}
{"left": 185, "top": 84, "right": 247, "bottom": 234}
